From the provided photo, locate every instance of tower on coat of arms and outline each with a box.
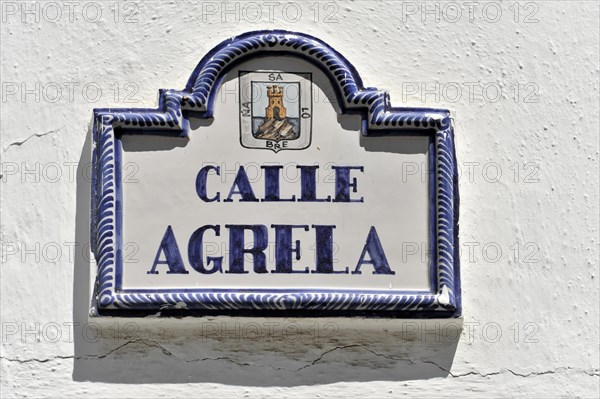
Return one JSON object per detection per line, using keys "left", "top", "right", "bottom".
{"left": 239, "top": 71, "right": 312, "bottom": 153}
{"left": 254, "top": 85, "right": 300, "bottom": 142}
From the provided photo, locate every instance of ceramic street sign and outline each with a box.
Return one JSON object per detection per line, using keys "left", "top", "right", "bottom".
{"left": 91, "top": 31, "right": 461, "bottom": 317}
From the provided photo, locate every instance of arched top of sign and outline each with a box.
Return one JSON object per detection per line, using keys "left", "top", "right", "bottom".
{"left": 93, "top": 30, "right": 451, "bottom": 136}
{"left": 90, "top": 30, "right": 460, "bottom": 317}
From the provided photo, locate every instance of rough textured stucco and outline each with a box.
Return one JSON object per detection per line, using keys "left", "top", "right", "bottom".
{"left": 1, "top": 1, "right": 598, "bottom": 397}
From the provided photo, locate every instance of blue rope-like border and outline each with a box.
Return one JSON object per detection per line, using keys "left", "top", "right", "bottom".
{"left": 91, "top": 30, "right": 460, "bottom": 315}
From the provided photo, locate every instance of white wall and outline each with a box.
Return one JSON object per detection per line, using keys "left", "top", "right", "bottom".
{"left": 1, "top": 1, "right": 598, "bottom": 397}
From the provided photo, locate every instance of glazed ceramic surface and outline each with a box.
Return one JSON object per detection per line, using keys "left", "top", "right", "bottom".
{"left": 91, "top": 31, "right": 460, "bottom": 316}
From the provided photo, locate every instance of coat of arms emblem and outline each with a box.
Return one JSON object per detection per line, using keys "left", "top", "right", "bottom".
{"left": 239, "top": 71, "right": 312, "bottom": 152}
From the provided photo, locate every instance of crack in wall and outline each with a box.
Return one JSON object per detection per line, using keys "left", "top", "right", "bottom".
{"left": 2, "top": 127, "right": 63, "bottom": 154}
{"left": 1, "top": 342, "right": 598, "bottom": 378}
{"left": 0, "top": 355, "right": 73, "bottom": 364}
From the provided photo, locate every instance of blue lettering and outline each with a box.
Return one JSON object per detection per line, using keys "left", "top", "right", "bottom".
{"left": 332, "top": 166, "right": 364, "bottom": 202}
{"left": 224, "top": 166, "right": 259, "bottom": 202}
{"left": 261, "top": 165, "right": 296, "bottom": 202}
{"left": 147, "top": 225, "right": 188, "bottom": 274}
{"left": 297, "top": 165, "right": 331, "bottom": 202}
{"left": 352, "top": 226, "right": 394, "bottom": 275}
{"left": 271, "top": 224, "right": 310, "bottom": 273}
{"left": 312, "top": 224, "right": 348, "bottom": 274}
{"left": 188, "top": 225, "right": 223, "bottom": 274}
{"left": 225, "top": 224, "right": 268, "bottom": 273}
{"left": 196, "top": 165, "right": 221, "bottom": 202}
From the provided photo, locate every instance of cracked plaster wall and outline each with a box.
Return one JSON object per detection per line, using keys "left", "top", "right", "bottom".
{"left": 1, "top": 1, "right": 598, "bottom": 398}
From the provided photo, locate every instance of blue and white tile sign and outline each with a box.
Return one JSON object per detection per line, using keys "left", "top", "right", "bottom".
{"left": 91, "top": 31, "right": 461, "bottom": 317}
